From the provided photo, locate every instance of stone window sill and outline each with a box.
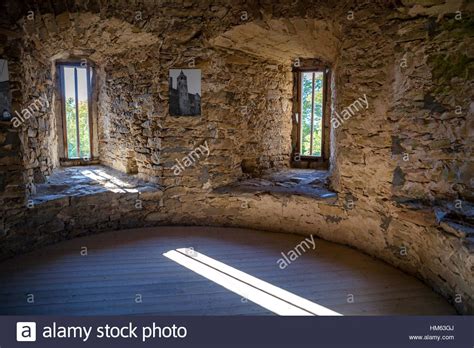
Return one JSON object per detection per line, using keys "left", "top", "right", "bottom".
{"left": 60, "top": 158, "right": 101, "bottom": 166}
{"left": 30, "top": 165, "right": 161, "bottom": 205}
{"left": 394, "top": 197, "right": 474, "bottom": 252}
{"left": 213, "top": 168, "right": 337, "bottom": 202}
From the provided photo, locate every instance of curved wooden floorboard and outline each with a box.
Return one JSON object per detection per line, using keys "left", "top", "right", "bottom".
{"left": 0, "top": 226, "right": 456, "bottom": 315}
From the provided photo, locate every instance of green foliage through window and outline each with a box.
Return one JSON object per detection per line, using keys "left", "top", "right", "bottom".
{"left": 300, "top": 71, "right": 324, "bottom": 157}
{"left": 62, "top": 65, "right": 91, "bottom": 159}
{"left": 65, "top": 97, "right": 90, "bottom": 158}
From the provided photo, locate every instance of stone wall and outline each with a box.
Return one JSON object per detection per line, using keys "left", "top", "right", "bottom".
{"left": 96, "top": 44, "right": 293, "bottom": 184}
{"left": 391, "top": 16, "right": 474, "bottom": 202}
{"left": 7, "top": 7, "right": 294, "bottom": 187}
{"left": 0, "top": 123, "right": 26, "bottom": 241}
{"left": 97, "top": 54, "right": 160, "bottom": 177}
{"left": 6, "top": 11, "right": 161, "bottom": 190}
{"left": 0, "top": 0, "right": 472, "bottom": 314}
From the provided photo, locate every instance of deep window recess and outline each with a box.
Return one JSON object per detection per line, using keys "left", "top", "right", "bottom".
{"left": 297, "top": 70, "right": 327, "bottom": 158}
{"left": 58, "top": 64, "right": 93, "bottom": 159}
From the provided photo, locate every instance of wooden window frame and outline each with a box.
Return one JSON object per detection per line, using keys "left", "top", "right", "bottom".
{"left": 293, "top": 66, "right": 331, "bottom": 166}
{"left": 57, "top": 61, "right": 94, "bottom": 161}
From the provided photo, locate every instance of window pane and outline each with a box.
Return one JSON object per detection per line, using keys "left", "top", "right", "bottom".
{"left": 76, "top": 67, "right": 90, "bottom": 158}
{"left": 63, "top": 66, "right": 78, "bottom": 159}
{"left": 312, "top": 72, "right": 324, "bottom": 157}
{"left": 300, "top": 72, "right": 313, "bottom": 156}
{"left": 61, "top": 65, "right": 92, "bottom": 160}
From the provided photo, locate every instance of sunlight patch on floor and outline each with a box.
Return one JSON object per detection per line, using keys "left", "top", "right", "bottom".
{"left": 163, "top": 248, "right": 342, "bottom": 316}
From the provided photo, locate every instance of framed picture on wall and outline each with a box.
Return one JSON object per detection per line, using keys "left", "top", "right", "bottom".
{"left": 169, "top": 69, "right": 201, "bottom": 116}
{"left": 0, "top": 59, "right": 12, "bottom": 121}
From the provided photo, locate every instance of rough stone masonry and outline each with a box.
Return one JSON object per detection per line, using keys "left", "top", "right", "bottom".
{"left": 0, "top": 0, "right": 472, "bottom": 314}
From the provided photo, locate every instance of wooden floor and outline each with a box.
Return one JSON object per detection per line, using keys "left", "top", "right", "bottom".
{"left": 0, "top": 226, "right": 456, "bottom": 315}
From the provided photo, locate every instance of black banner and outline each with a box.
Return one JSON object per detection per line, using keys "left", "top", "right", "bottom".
{"left": 2, "top": 316, "right": 473, "bottom": 347}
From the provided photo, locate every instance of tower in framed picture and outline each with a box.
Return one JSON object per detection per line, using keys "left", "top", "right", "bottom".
{"left": 0, "top": 59, "right": 12, "bottom": 121}
{"left": 169, "top": 69, "right": 201, "bottom": 116}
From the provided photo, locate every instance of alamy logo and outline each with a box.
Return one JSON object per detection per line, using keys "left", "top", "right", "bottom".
{"left": 331, "top": 93, "right": 369, "bottom": 129}
{"left": 11, "top": 95, "right": 49, "bottom": 128}
{"left": 277, "top": 235, "right": 316, "bottom": 269}
{"left": 16, "top": 322, "right": 37, "bottom": 342}
{"left": 172, "top": 141, "right": 210, "bottom": 176}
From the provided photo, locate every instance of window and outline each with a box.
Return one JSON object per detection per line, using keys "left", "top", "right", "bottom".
{"left": 296, "top": 69, "right": 328, "bottom": 159}
{"left": 58, "top": 63, "right": 93, "bottom": 159}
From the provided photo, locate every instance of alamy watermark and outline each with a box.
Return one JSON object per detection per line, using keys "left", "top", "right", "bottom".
{"left": 277, "top": 235, "right": 316, "bottom": 269}
{"left": 171, "top": 141, "right": 210, "bottom": 176}
{"left": 11, "top": 94, "right": 49, "bottom": 128}
{"left": 331, "top": 93, "right": 369, "bottom": 129}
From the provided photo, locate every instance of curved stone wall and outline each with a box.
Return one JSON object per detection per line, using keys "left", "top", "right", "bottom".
{"left": 0, "top": 0, "right": 472, "bottom": 315}
{"left": 0, "top": 182, "right": 471, "bottom": 313}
